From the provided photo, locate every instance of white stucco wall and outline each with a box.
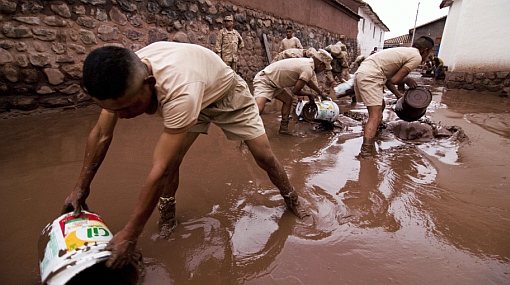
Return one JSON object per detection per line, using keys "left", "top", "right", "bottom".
{"left": 357, "top": 8, "right": 386, "bottom": 56}
{"left": 438, "top": 0, "right": 510, "bottom": 72}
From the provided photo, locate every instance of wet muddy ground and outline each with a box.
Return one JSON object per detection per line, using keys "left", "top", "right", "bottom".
{"left": 1, "top": 72, "right": 509, "bottom": 284}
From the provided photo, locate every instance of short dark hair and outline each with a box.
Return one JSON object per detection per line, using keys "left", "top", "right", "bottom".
{"left": 286, "top": 26, "right": 293, "bottom": 30}
{"left": 413, "top": 36, "right": 434, "bottom": 50}
{"left": 83, "top": 46, "right": 137, "bottom": 101}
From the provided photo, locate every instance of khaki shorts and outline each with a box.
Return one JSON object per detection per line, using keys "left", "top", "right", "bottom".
{"left": 353, "top": 72, "right": 385, "bottom": 106}
{"left": 190, "top": 74, "right": 265, "bottom": 141}
{"left": 253, "top": 71, "right": 284, "bottom": 102}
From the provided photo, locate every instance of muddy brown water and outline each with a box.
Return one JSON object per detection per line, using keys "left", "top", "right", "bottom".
{"left": 1, "top": 73, "right": 509, "bottom": 284}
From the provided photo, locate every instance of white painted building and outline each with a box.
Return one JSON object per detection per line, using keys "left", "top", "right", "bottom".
{"left": 439, "top": 0, "right": 510, "bottom": 72}
{"left": 356, "top": 2, "right": 389, "bottom": 56}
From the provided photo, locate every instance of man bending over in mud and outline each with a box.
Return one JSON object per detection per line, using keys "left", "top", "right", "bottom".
{"left": 353, "top": 36, "right": 434, "bottom": 158}
{"left": 62, "top": 42, "right": 307, "bottom": 269}
{"left": 253, "top": 49, "right": 332, "bottom": 134}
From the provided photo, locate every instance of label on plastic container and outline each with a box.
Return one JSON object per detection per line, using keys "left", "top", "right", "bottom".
{"left": 315, "top": 101, "right": 340, "bottom": 122}
{"left": 39, "top": 211, "right": 113, "bottom": 284}
{"left": 60, "top": 213, "right": 111, "bottom": 251}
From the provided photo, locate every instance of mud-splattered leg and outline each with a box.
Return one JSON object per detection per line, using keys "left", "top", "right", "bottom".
{"left": 245, "top": 133, "right": 309, "bottom": 218}
{"left": 359, "top": 104, "right": 384, "bottom": 159}
{"left": 158, "top": 132, "right": 200, "bottom": 238}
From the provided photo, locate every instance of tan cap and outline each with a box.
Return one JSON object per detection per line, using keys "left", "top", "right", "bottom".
{"left": 224, "top": 15, "right": 233, "bottom": 21}
{"left": 339, "top": 35, "right": 346, "bottom": 40}
{"left": 330, "top": 44, "right": 342, "bottom": 57}
{"left": 304, "top": 47, "right": 317, "bottom": 58}
{"left": 314, "top": 49, "right": 333, "bottom": 70}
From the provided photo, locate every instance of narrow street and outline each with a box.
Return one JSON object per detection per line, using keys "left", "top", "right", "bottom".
{"left": 1, "top": 73, "right": 509, "bottom": 284}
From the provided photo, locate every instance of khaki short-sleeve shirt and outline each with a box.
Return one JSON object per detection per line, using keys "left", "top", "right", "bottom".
{"left": 357, "top": 47, "right": 422, "bottom": 80}
{"left": 354, "top": 47, "right": 422, "bottom": 106}
{"left": 135, "top": 42, "right": 235, "bottom": 132}
{"left": 279, "top": 37, "right": 303, "bottom": 52}
{"left": 261, "top": 58, "right": 314, "bottom": 88}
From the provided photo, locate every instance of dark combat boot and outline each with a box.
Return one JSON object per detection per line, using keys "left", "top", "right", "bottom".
{"left": 278, "top": 118, "right": 291, "bottom": 135}
{"left": 158, "top": 197, "right": 177, "bottom": 238}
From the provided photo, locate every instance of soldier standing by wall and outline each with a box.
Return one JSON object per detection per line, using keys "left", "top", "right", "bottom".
{"left": 280, "top": 26, "right": 303, "bottom": 52}
{"left": 215, "top": 15, "right": 244, "bottom": 72}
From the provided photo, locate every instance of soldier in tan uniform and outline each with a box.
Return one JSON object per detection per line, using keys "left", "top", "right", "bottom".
{"left": 215, "top": 15, "right": 244, "bottom": 72}
{"left": 324, "top": 41, "right": 350, "bottom": 89}
{"left": 271, "top": 47, "right": 316, "bottom": 63}
{"left": 271, "top": 47, "right": 322, "bottom": 101}
{"left": 279, "top": 26, "right": 303, "bottom": 52}
{"left": 350, "top": 54, "right": 367, "bottom": 71}
{"left": 253, "top": 49, "right": 332, "bottom": 134}
{"left": 354, "top": 36, "right": 434, "bottom": 158}
{"left": 62, "top": 42, "right": 309, "bottom": 268}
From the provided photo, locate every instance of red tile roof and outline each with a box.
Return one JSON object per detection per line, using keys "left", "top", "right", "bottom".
{"left": 384, "top": 34, "right": 411, "bottom": 45}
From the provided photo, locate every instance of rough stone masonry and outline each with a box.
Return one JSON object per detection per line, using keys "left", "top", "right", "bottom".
{"left": 0, "top": 0, "right": 356, "bottom": 114}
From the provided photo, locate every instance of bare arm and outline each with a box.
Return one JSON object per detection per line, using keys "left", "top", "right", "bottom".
{"left": 105, "top": 130, "right": 190, "bottom": 268}
{"left": 238, "top": 33, "right": 244, "bottom": 50}
{"left": 296, "top": 39, "right": 303, "bottom": 49}
{"left": 385, "top": 80, "right": 403, "bottom": 99}
{"left": 62, "top": 109, "right": 118, "bottom": 217}
{"left": 324, "top": 70, "right": 338, "bottom": 86}
{"left": 306, "top": 77, "right": 322, "bottom": 94}
{"left": 387, "top": 66, "right": 417, "bottom": 98}
{"left": 292, "top": 79, "right": 320, "bottom": 102}
{"left": 388, "top": 66, "right": 412, "bottom": 86}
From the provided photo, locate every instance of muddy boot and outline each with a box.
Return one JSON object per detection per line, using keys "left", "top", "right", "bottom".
{"left": 278, "top": 118, "right": 291, "bottom": 135}
{"left": 358, "top": 137, "right": 376, "bottom": 159}
{"left": 282, "top": 190, "right": 309, "bottom": 219}
{"left": 158, "top": 197, "right": 177, "bottom": 238}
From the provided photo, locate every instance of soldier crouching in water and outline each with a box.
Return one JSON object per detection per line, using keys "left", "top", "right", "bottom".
{"left": 353, "top": 36, "right": 434, "bottom": 158}
{"left": 324, "top": 37, "right": 351, "bottom": 85}
{"left": 323, "top": 41, "right": 354, "bottom": 101}
{"left": 62, "top": 42, "right": 308, "bottom": 269}
{"left": 215, "top": 15, "right": 244, "bottom": 72}
{"left": 253, "top": 49, "right": 333, "bottom": 134}
{"left": 271, "top": 47, "right": 322, "bottom": 101}
{"left": 271, "top": 47, "right": 317, "bottom": 63}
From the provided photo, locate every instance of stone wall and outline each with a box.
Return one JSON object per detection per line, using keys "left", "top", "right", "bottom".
{"left": 445, "top": 71, "right": 510, "bottom": 93}
{"left": 0, "top": 0, "right": 357, "bottom": 114}
{"left": 228, "top": 0, "right": 360, "bottom": 38}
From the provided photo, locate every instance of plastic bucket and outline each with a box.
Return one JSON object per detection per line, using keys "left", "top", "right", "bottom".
{"left": 38, "top": 211, "right": 113, "bottom": 285}
{"left": 394, "top": 86, "right": 432, "bottom": 122}
{"left": 295, "top": 100, "right": 340, "bottom": 122}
